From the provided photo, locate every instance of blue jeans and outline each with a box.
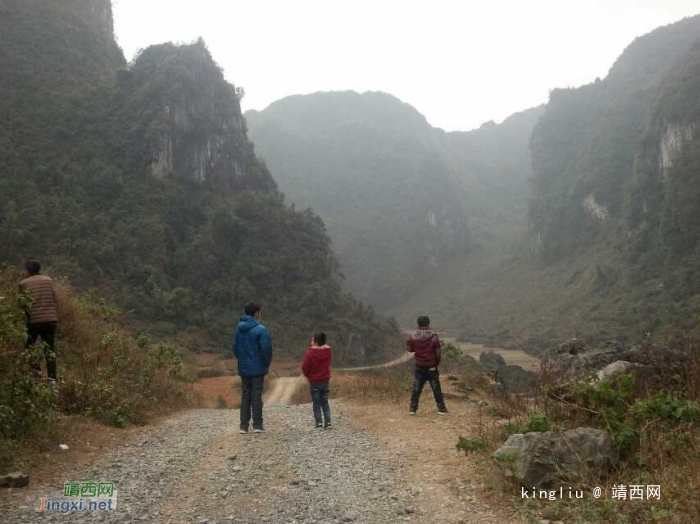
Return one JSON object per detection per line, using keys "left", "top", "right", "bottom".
{"left": 310, "top": 382, "right": 331, "bottom": 426}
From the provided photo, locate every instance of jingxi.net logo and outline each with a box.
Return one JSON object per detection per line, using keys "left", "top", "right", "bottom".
{"left": 35, "top": 481, "right": 118, "bottom": 514}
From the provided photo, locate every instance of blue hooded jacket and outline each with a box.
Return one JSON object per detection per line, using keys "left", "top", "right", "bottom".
{"left": 233, "top": 315, "right": 273, "bottom": 377}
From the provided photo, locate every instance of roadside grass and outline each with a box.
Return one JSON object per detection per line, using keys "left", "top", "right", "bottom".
{"left": 0, "top": 265, "right": 193, "bottom": 473}
{"left": 332, "top": 361, "right": 413, "bottom": 402}
{"left": 456, "top": 329, "right": 700, "bottom": 524}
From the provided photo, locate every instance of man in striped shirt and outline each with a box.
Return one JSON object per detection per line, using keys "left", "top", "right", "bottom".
{"left": 19, "top": 260, "right": 59, "bottom": 381}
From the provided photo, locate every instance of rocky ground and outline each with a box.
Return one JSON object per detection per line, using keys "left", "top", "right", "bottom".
{"left": 1, "top": 399, "right": 516, "bottom": 524}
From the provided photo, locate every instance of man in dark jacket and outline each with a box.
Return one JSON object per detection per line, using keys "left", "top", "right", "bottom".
{"left": 406, "top": 315, "right": 447, "bottom": 415}
{"left": 233, "top": 302, "right": 273, "bottom": 433}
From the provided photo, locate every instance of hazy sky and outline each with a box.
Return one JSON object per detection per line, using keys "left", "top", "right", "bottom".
{"left": 112, "top": 0, "right": 699, "bottom": 131}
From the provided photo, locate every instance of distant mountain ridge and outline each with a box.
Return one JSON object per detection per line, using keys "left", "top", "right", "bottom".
{"left": 247, "top": 14, "right": 700, "bottom": 351}
{"left": 246, "top": 92, "right": 542, "bottom": 310}
{"left": 405, "top": 14, "right": 700, "bottom": 351}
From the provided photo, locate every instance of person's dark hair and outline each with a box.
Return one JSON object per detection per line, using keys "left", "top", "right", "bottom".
{"left": 417, "top": 315, "right": 430, "bottom": 328}
{"left": 314, "top": 332, "right": 327, "bottom": 346}
{"left": 244, "top": 302, "right": 261, "bottom": 317}
{"left": 25, "top": 260, "right": 41, "bottom": 275}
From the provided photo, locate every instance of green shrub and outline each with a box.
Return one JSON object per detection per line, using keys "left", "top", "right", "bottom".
{"left": 630, "top": 393, "right": 700, "bottom": 424}
{"left": 502, "top": 412, "right": 552, "bottom": 437}
{"left": 0, "top": 266, "right": 190, "bottom": 470}
{"left": 456, "top": 436, "right": 490, "bottom": 454}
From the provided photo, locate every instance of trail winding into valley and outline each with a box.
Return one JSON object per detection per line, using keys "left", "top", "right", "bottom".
{"left": 1, "top": 351, "right": 516, "bottom": 523}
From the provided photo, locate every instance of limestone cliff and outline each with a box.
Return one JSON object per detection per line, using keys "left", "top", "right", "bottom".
{"left": 119, "top": 40, "right": 275, "bottom": 190}
{"left": 74, "top": 0, "right": 115, "bottom": 42}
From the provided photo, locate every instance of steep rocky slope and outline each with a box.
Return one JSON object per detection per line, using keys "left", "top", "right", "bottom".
{"left": 0, "top": 0, "right": 401, "bottom": 362}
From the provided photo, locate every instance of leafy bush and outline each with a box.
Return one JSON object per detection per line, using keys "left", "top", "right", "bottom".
{"left": 575, "top": 374, "right": 639, "bottom": 448}
{"left": 0, "top": 266, "right": 191, "bottom": 470}
{"left": 502, "top": 412, "right": 552, "bottom": 437}
{"left": 441, "top": 342, "right": 461, "bottom": 365}
{"left": 630, "top": 392, "right": 700, "bottom": 424}
{"left": 456, "top": 436, "right": 490, "bottom": 454}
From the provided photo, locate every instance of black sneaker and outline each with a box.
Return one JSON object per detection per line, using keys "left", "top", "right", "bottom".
{"left": 315, "top": 423, "right": 323, "bottom": 430}
{"left": 253, "top": 427, "right": 265, "bottom": 433}
{"left": 437, "top": 409, "right": 449, "bottom": 416}
{"left": 239, "top": 427, "right": 249, "bottom": 434}
{"left": 324, "top": 423, "right": 332, "bottom": 430}
{"left": 409, "top": 410, "right": 417, "bottom": 416}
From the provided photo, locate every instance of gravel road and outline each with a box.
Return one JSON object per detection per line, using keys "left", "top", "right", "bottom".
{"left": 2, "top": 404, "right": 426, "bottom": 524}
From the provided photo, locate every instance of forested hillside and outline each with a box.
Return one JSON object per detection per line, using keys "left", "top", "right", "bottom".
{"left": 246, "top": 92, "right": 541, "bottom": 310}
{"left": 403, "top": 15, "right": 700, "bottom": 351}
{"left": 247, "top": 16, "right": 700, "bottom": 352}
{"left": 0, "top": 0, "right": 401, "bottom": 363}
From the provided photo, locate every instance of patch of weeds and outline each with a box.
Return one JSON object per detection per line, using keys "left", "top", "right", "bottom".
{"left": 456, "top": 435, "right": 490, "bottom": 454}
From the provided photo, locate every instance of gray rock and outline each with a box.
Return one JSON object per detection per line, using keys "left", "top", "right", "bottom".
{"left": 493, "top": 427, "right": 616, "bottom": 488}
{"left": 496, "top": 365, "right": 537, "bottom": 394}
{"left": 0, "top": 472, "right": 29, "bottom": 488}
{"left": 542, "top": 338, "right": 693, "bottom": 388}
{"left": 596, "top": 360, "right": 646, "bottom": 382}
{"left": 479, "top": 351, "right": 507, "bottom": 371}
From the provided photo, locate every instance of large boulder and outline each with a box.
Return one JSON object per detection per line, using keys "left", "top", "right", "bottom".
{"left": 497, "top": 365, "right": 537, "bottom": 394}
{"left": 479, "top": 351, "right": 507, "bottom": 371}
{"left": 596, "top": 360, "right": 647, "bottom": 382}
{"left": 541, "top": 340, "right": 633, "bottom": 382}
{"left": 0, "top": 472, "right": 29, "bottom": 488}
{"left": 492, "top": 427, "right": 616, "bottom": 488}
{"left": 540, "top": 339, "right": 690, "bottom": 388}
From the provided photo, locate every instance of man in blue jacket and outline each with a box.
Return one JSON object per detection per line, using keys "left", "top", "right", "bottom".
{"left": 233, "top": 302, "right": 273, "bottom": 434}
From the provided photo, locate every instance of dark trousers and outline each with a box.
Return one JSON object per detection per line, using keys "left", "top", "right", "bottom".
{"left": 27, "top": 322, "right": 57, "bottom": 380}
{"left": 410, "top": 366, "right": 446, "bottom": 412}
{"left": 309, "top": 382, "right": 331, "bottom": 426}
{"left": 240, "top": 375, "right": 265, "bottom": 430}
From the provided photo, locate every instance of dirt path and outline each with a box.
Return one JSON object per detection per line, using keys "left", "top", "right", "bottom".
{"left": 335, "top": 352, "right": 413, "bottom": 372}
{"left": 2, "top": 404, "right": 505, "bottom": 524}
{"left": 263, "top": 352, "right": 412, "bottom": 407}
{"left": 1, "top": 355, "right": 522, "bottom": 523}
{"left": 264, "top": 376, "right": 305, "bottom": 406}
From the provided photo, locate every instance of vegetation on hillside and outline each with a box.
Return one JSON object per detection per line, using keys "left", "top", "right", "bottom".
{"left": 0, "top": 265, "right": 190, "bottom": 472}
{"left": 0, "top": 0, "right": 402, "bottom": 363}
{"left": 397, "top": 15, "right": 700, "bottom": 352}
{"left": 246, "top": 92, "right": 541, "bottom": 311}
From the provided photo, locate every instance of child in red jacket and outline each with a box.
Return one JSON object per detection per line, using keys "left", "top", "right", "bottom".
{"left": 301, "top": 332, "right": 332, "bottom": 429}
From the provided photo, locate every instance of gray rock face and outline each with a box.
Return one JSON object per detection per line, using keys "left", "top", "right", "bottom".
{"left": 596, "top": 360, "right": 647, "bottom": 382}
{"left": 0, "top": 472, "right": 29, "bottom": 488}
{"left": 492, "top": 427, "right": 616, "bottom": 488}
{"left": 541, "top": 338, "right": 689, "bottom": 387}
{"left": 457, "top": 354, "right": 479, "bottom": 369}
{"left": 479, "top": 351, "right": 507, "bottom": 371}
{"left": 497, "top": 365, "right": 537, "bottom": 394}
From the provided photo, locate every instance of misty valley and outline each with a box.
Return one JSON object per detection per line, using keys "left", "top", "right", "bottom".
{"left": 0, "top": 1, "right": 699, "bottom": 523}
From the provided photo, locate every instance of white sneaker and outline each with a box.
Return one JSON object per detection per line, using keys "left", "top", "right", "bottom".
{"left": 409, "top": 411, "right": 416, "bottom": 416}
{"left": 437, "top": 410, "right": 448, "bottom": 416}
{"left": 253, "top": 428, "right": 265, "bottom": 433}
{"left": 239, "top": 428, "right": 248, "bottom": 434}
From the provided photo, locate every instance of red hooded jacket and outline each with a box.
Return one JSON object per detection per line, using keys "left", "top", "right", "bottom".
{"left": 301, "top": 345, "right": 332, "bottom": 383}
{"left": 406, "top": 327, "right": 441, "bottom": 367}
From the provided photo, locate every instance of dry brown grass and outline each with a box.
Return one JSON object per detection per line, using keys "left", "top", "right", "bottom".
{"left": 0, "top": 265, "right": 191, "bottom": 472}
{"left": 485, "top": 333, "right": 700, "bottom": 524}
{"left": 332, "top": 362, "right": 413, "bottom": 402}
{"left": 191, "top": 376, "right": 241, "bottom": 408}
